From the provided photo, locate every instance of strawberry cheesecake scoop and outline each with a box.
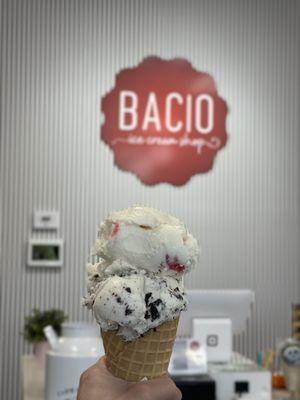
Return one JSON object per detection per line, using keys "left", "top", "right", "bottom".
{"left": 91, "top": 205, "right": 199, "bottom": 276}
{"left": 83, "top": 205, "right": 199, "bottom": 341}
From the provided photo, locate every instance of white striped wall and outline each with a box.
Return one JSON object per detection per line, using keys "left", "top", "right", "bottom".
{"left": 1, "top": 0, "right": 300, "bottom": 399}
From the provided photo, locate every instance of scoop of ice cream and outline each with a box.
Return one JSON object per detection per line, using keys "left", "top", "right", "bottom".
{"left": 92, "top": 206, "right": 199, "bottom": 276}
{"left": 85, "top": 264, "right": 187, "bottom": 340}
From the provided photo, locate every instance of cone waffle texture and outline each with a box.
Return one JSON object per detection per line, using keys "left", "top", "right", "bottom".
{"left": 101, "top": 317, "right": 179, "bottom": 381}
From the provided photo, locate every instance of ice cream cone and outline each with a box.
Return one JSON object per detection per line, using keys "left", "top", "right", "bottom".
{"left": 101, "top": 317, "right": 179, "bottom": 381}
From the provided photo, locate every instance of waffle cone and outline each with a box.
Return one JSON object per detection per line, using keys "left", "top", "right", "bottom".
{"left": 101, "top": 317, "right": 179, "bottom": 381}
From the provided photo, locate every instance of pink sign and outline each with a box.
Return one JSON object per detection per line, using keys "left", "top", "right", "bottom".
{"left": 101, "top": 57, "right": 229, "bottom": 186}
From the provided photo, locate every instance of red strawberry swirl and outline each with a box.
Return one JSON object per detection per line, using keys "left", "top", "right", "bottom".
{"left": 111, "top": 223, "right": 120, "bottom": 237}
{"left": 165, "top": 254, "right": 185, "bottom": 273}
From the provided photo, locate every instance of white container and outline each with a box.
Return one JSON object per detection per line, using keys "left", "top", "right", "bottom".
{"left": 45, "top": 322, "right": 104, "bottom": 400}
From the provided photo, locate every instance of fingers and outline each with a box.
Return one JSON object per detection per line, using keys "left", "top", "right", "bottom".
{"left": 85, "top": 357, "right": 125, "bottom": 383}
{"left": 88, "top": 356, "right": 112, "bottom": 376}
{"left": 79, "top": 356, "right": 113, "bottom": 388}
{"left": 128, "top": 376, "right": 182, "bottom": 400}
{"left": 96, "top": 355, "right": 108, "bottom": 370}
{"left": 81, "top": 358, "right": 182, "bottom": 400}
{"left": 78, "top": 356, "right": 133, "bottom": 400}
{"left": 149, "top": 376, "right": 182, "bottom": 400}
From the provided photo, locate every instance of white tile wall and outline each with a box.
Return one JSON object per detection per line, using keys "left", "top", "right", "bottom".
{"left": 1, "top": 0, "right": 299, "bottom": 399}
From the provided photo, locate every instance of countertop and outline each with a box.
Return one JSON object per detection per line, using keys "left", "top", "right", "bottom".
{"left": 22, "top": 355, "right": 299, "bottom": 400}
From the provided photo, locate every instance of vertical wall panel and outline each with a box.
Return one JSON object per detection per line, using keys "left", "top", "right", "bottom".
{"left": 1, "top": 1, "right": 300, "bottom": 399}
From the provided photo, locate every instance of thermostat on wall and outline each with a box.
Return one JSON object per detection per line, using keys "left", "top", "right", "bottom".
{"left": 27, "top": 239, "right": 63, "bottom": 267}
{"left": 33, "top": 211, "right": 59, "bottom": 230}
